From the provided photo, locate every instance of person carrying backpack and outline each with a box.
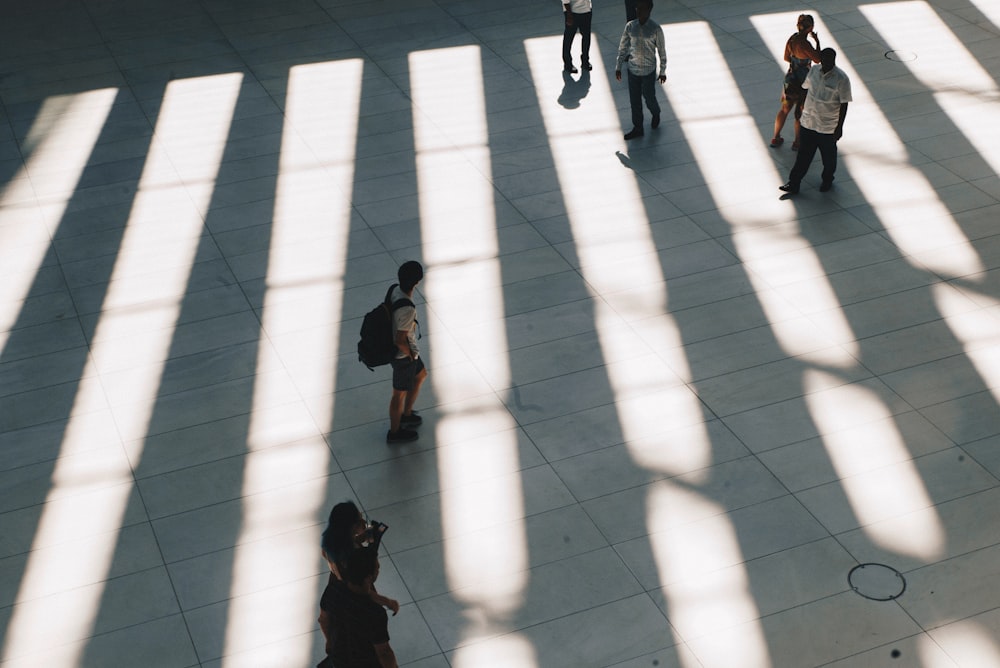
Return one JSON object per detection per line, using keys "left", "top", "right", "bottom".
{"left": 384, "top": 261, "right": 426, "bottom": 443}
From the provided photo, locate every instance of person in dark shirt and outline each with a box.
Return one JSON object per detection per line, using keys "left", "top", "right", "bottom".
{"left": 320, "top": 547, "right": 398, "bottom": 668}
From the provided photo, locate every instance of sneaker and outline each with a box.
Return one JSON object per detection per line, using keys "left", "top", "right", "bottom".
{"left": 564, "top": 65, "right": 578, "bottom": 74}
{"left": 581, "top": 62, "right": 593, "bottom": 71}
{"left": 819, "top": 181, "right": 833, "bottom": 192}
{"left": 651, "top": 113, "right": 660, "bottom": 129}
{"left": 386, "top": 428, "right": 418, "bottom": 444}
{"left": 778, "top": 181, "right": 799, "bottom": 194}
{"left": 624, "top": 127, "right": 644, "bottom": 140}
{"left": 400, "top": 411, "right": 422, "bottom": 427}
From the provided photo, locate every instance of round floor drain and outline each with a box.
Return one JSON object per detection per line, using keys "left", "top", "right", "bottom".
{"left": 885, "top": 50, "right": 917, "bottom": 62}
{"left": 849, "top": 563, "right": 906, "bottom": 601}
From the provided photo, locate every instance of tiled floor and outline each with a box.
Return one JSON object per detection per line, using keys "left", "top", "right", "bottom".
{"left": 2, "top": 0, "right": 1000, "bottom": 666}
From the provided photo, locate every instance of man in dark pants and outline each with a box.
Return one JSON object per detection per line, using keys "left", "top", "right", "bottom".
{"left": 624, "top": 0, "right": 637, "bottom": 21}
{"left": 780, "top": 48, "right": 852, "bottom": 195}
{"left": 615, "top": 0, "right": 666, "bottom": 140}
{"left": 562, "top": 0, "right": 593, "bottom": 73}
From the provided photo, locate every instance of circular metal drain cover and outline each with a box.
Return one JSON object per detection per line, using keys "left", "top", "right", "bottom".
{"left": 886, "top": 50, "right": 918, "bottom": 62}
{"left": 849, "top": 563, "right": 906, "bottom": 601}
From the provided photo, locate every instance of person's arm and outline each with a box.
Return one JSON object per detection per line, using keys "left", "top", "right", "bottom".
{"left": 318, "top": 609, "right": 334, "bottom": 656}
{"left": 564, "top": 2, "right": 573, "bottom": 26}
{"left": 395, "top": 330, "right": 411, "bottom": 358}
{"left": 657, "top": 26, "right": 667, "bottom": 82}
{"left": 371, "top": 591, "right": 400, "bottom": 615}
{"left": 834, "top": 102, "right": 848, "bottom": 140}
{"left": 373, "top": 641, "right": 399, "bottom": 668}
{"left": 615, "top": 26, "right": 631, "bottom": 80}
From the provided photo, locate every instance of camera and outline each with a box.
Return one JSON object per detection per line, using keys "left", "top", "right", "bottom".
{"left": 360, "top": 520, "right": 388, "bottom": 548}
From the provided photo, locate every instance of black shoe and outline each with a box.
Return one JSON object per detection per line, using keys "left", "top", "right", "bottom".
{"left": 819, "top": 181, "right": 833, "bottom": 192}
{"left": 624, "top": 128, "right": 644, "bottom": 140}
{"left": 386, "top": 428, "right": 418, "bottom": 444}
{"left": 564, "top": 65, "right": 578, "bottom": 74}
{"left": 778, "top": 182, "right": 799, "bottom": 194}
{"left": 651, "top": 114, "right": 660, "bottom": 129}
{"left": 581, "top": 62, "right": 592, "bottom": 71}
{"left": 400, "top": 410, "right": 422, "bottom": 427}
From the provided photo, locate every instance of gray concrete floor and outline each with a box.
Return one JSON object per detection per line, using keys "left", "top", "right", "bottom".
{"left": 2, "top": 0, "right": 1000, "bottom": 666}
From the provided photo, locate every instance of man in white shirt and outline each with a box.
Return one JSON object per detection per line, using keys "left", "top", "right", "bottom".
{"left": 615, "top": 0, "right": 667, "bottom": 140}
{"left": 780, "top": 48, "right": 852, "bottom": 195}
{"left": 562, "top": 0, "right": 593, "bottom": 74}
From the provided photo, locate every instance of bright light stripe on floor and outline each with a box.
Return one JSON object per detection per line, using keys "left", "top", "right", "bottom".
{"left": 523, "top": 36, "right": 708, "bottom": 472}
{"left": 664, "top": 20, "right": 857, "bottom": 368}
{"left": 933, "top": 284, "right": 1000, "bottom": 409}
{"left": 1, "top": 73, "right": 241, "bottom": 665}
{"left": 752, "top": 13, "right": 949, "bottom": 560}
{"left": 0, "top": 89, "right": 117, "bottom": 354}
{"left": 220, "top": 60, "right": 362, "bottom": 665}
{"left": 967, "top": 0, "right": 1000, "bottom": 29}
{"left": 751, "top": 12, "right": 981, "bottom": 279}
{"left": 925, "top": 617, "right": 1000, "bottom": 666}
{"left": 861, "top": 2, "right": 1000, "bottom": 208}
{"left": 804, "top": 370, "right": 944, "bottom": 558}
{"left": 648, "top": 482, "right": 771, "bottom": 654}
{"left": 410, "top": 45, "right": 531, "bottom": 661}
{"left": 525, "top": 36, "right": 767, "bottom": 666}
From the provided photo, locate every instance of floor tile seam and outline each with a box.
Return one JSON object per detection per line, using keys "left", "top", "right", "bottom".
{"left": 593, "top": 487, "right": 814, "bottom": 549}
{"left": 396, "top": 542, "right": 620, "bottom": 605}
{"left": 677, "top": 348, "right": 875, "bottom": 405}
{"left": 173, "top": 568, "right": 326, "bottom": 617}
{"left": 867, "top": 343, "right": 1000, "bottom": 386}
{"left": 662, "top": 579, "right": 858, "bottom": 648}
{"left": 423, "top": 593, "right": 675, "bottom": 663}
{"left": 956, "top": 442, "right": 1000, "bottom": 486}
{"left": 782, "top": 444, "right": 989, "bottom": 499}
{"left": 551, "top": 445, "right": 781, "bottom": 507}
{"left": 371, "top": 497, "right": 584, "bottom": 558}
{"left": 825, "top": 489, "right": 1000, "bottom": 567}
{"left": 763, "top": 253, "right": 940, "bottom": 302}
{"left": 0, "top": 610, "right": 191, "bottom": 665}
{"left": 812, "top": 630, "right": 942, "bottom": 668}
{"left": 889, "top": 530, "right": 1000, "bottom": 579}
{"left": 0, "top": 557, "right": 176, "bottom": 617}
{"left": 152, "top": 510, "right": 329, "bottom": 571}
{"left": 132, "top": 432, "right": 334, "bottom": 487}
{"left": 914, "top": 385, "right": 1000, "bottom": 429}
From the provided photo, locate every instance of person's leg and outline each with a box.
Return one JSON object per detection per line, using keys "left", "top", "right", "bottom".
{"left": 791, "top": 96, "right": 805, "bottom": 148}
{"left": 787, "top": 127, "right": 820, "bottom": 188}
{"left": 817, "top": 133, "right": 838, "bottom": 187}
{"left": 389, "top": 388, "right": 407, "bottom": 433}
{"left": 562, "top": 17, "right": 577, "bottom": 69}
{"left": 388, "top": 358, "right": 419, "bottom": 441}
{"left": 641, "top": 72, "right": 660, "bottom": 122}
{"left": 773, "top": 99, "right": 791, "bottom": 144}
{"left": 402, "top": 364, "right": 427, "bottom": 417}
{"left": 627, "top": 70, "right": 643, "bottom": 132}
{"left": 578, "top": 12, "right": 593, "bottom": 67}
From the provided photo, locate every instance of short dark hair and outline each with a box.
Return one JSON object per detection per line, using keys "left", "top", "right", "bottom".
{"left": 821, "top": 47, "right": 837, "bottom": 59}
{"left": 342, "top": 545, "right": 378, "bottom": 586}
{"left": 398, "top": 260, "right": 424, "bottom": 292}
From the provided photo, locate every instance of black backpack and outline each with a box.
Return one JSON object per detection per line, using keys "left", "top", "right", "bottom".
{"left": 357, "top": 284, "right": 414, "bottom": 371}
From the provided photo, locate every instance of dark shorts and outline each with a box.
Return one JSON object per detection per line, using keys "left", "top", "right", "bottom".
{"left": 391, "top": 356, "right": 425, "bottom": 392}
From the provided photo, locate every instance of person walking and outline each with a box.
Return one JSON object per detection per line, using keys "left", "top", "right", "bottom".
{"left": 770, "top": 14, "right": 822, "bottom": 149}
{"left": 562, "top": 0, "right": 593, "bottom": 73}
{"left": 319, "top": 548, "right": 399, "bottom": 668}
{"left": 615, "top": 0, "right": 666, "bottom": 140}
{"left": 780, "top": 48, "right": 852, "bottom": 195}
{"left": 386, "top": 261, "right": 426, "bottom": 444}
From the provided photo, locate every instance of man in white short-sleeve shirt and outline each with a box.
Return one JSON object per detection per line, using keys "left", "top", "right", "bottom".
{"left": 781, "top": 48, "right": 852, "bottom": 195}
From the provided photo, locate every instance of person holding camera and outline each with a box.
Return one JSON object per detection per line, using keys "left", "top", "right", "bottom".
{"left": 318, "top": 502, "right": 400, "bottom": 666}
